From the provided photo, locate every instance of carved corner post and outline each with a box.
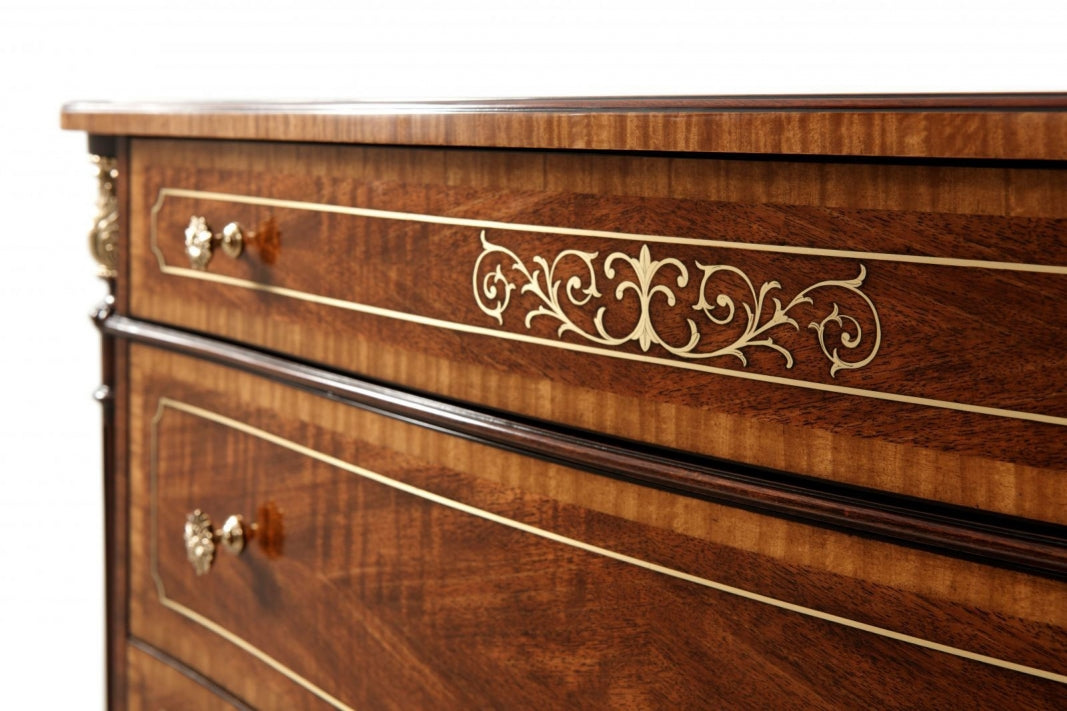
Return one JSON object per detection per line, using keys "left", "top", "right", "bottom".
{"left": 89, "top": 134, "right": 118, "bottom": 414}
{"left": 89, "top": 137, "right": 119, "bottom": 401}
{"left": 88, "top": 133, "right": 119, "bottom": 441}
{"left": 89, "top": 152, "right": 119, "bottom": 282}
{"left": 86, "top": 134, "right": 126, "bottom": 711}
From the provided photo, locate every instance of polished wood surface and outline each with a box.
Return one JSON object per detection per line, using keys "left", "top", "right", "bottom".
{"left": 63, "top": 95, "right": 1067, "bottom": 159}
{"left": 128, "top": 138, "right": 1067, "bottom": 523}
{"left": 128, "top": 344, "right": 1067, "bottom": 709}
{"left": 127, "top": 641, "right": 249, "bottom": 710}
{"left": 100, "top": 318, "right": 130, "bottom": 710}
{"left": 99, "top": 136, "right": 131, "bottom": 711}
{"left": 103, "top": 312, "right": 1067, "bottom": 579}
{"left": 69, "top": 98, "right": 1067, "bottom": 708}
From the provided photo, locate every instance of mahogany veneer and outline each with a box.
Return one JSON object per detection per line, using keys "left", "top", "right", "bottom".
{"left": 67, "top": 97, "right": 1067, "bottom": 709}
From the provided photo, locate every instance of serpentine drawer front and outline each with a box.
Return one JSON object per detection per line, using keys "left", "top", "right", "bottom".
{"left": 65, "top": 97, "right": 1067, "bottom": 709}
{"left": 127, "top": 138, "right": 1066, "bottom": 522}
{"left": 131, "top": 344, "right": 1066, "bottom": 709}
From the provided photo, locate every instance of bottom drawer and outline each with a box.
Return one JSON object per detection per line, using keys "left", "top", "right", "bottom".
{"left": 127, "top": 641, "right": 246, "bottom": 710}
{"left": 127, "top": 345, "right": 1067, "bottom": 709}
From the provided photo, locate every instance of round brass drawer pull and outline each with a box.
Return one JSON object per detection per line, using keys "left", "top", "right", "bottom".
{"left": 184, "top": 216, "right": 246, "bottom": 270}
{"left": 184, "top": 215, "right": 281, "bottom": 270}
{"left": 183, "top": 509, "right": 251, "bottom": 575}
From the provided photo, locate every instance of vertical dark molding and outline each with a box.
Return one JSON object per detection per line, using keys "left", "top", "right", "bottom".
{"left": 111, "top": 135, "right": 130, "bottom": 711}
{"left": 93, "top": 297, "right": 119, "bottom": 711}
{"left": 91, "top": 134, "right": 130, "bottom": 710}
{"left": 112, "top": 136, "right": 131, "bottom": 317}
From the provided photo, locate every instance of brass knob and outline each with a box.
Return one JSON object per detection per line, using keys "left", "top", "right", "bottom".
{"left": 183, "top": 510, "right": 250, "bottom": 575}
{"left": 184, "top": 216, "right": 245, "bottom": 270}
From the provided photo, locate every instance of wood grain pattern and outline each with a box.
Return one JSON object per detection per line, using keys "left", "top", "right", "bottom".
{"left": 113, "top": 137, "right": 131, "bottom": 316}
{"left": 73, "top": 100, "right": 1067, "bottom": 709}
{"left": 127, "top": 640, "right": 250, "bottom": 710}
{"left": 101, "top": 319, "right": 130, "bottom": 710}
{"left": 127, "top": 344, "right": 1067, "bottom": 710}
{"left": 98, "top": 137, "right": 130, "bottom": 711}
{"left": 102, "top": 312, "right": 1067, "bottom": 579}
{"left": 63, "top": 96, "right": 1067, "bottom": 160}
{"left": 127, "top": 139, "right": 1067, "bottom": 523}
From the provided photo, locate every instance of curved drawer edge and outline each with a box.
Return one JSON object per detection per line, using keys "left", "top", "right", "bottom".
{"left": 98, "top": 309, "right": 1067, "bottom": 580}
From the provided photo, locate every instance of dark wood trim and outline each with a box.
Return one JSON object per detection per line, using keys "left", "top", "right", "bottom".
{"left": 96, "top": 312, "right": 1067, "bottom": 580}
{"left": 88, "top": 137, "right": 131, "bottom": 711}
{"left": 97, "top": 137, "right": 130, "bottom": 711}
{"left": 113, "top": 137, "right": 130, "bottom": 317}
{"left": 94, "top": 298, "right": 119, "bottom": 711}
{"left": 95, "top": 297, "right": 131, "bottom": 711}
{"left": 62, "top": 96, "right": 1067, "bottom": 160}
{"left": 87, "top": 134, "right": 118, "bottom": 156}
{"left": 128, "top": 638, "right": 253, "bottom": 710}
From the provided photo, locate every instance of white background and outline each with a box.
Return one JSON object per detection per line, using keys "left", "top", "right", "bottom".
{"left": 2, "top": 1, "right": 1064, "bottom": 707}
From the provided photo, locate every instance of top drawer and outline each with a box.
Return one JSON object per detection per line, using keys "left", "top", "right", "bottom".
{"left": 128, "top": 138, "right": 1067, "bottom": 523}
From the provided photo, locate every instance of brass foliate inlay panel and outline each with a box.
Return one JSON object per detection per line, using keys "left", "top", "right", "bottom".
{"left": 473, "top": 232, "right": 881, "bottom": 377}
{"left": 147, "top": 189, "right": 1067, "bottom": 427}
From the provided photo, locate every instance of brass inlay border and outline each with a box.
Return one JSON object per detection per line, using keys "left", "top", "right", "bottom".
{"left": 149, "top": 403, "right": 355, "bottom": 711}
{"left": 149, "top": 189, "right": 1067, "bottom": 427}
{"left": 152, "top": 188, "right": 1067, "bottom": 275}
{"left": 150, "top": 398, "right": 1067, "bottom": 688}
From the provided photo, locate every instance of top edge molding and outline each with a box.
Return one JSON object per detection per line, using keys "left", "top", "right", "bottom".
{"left": 61, "top": 94, "right": 1067, "bottom": 113}
{"left": 61, "top": 94, "right": 1067, "bottom": 160}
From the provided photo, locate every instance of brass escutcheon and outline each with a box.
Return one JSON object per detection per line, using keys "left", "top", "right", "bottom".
{"left": 184, "top": 216, "right": 246, "bottom": 270}
{"left": 183, "top": 509, "right": 250, "bottom": 575}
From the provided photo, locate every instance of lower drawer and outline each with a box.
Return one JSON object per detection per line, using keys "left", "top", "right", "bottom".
{"left": 126, "top": 641, "right": 245, "bottom": 710}
{"left": 128, "top": 344, "right": 1067, "bottom": 709}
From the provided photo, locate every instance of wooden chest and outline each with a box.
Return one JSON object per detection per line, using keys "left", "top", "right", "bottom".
{"left": 64, "top": 97, "right": 1067, "bottom": 709}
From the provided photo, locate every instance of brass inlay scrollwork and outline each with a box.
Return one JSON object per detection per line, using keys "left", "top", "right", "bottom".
{"left": 474, "top": 232, "right": 881, "bottom": 377}
{"left": 149, "top": 189, "right": 1067, "bottom": 427}
{"left": 89, "top": 154, "right": 118, "bottom": 279}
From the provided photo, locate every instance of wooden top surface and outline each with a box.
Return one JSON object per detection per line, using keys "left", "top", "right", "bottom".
{"left": 62, "top": 94, "right": 1067, "bottom": 160}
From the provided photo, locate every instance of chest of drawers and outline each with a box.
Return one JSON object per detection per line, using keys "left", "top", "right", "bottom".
{"left": 65, "top": 97, "right": 1067, "bottom": 709}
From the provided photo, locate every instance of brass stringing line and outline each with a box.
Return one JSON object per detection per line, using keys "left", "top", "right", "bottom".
{"left": 158, "top": 599, "right": 356, "bottom": 711}
{"left": 150, "top": 188, "right": 1067, "bottom": 426}
{"left": 155, "top": 265, "right": 1067, "bottom": 428}
{"left": 155, "top": 397, "right": 1067, "bottom": 686}
{"left": 149, "top": 404, "right": 357, "bottom": 711}
{"left": 155, "top": 188, "right": 1067, "bottom": 274}
{"left": 149, "top": 402, "right": 166, "bottom": 600}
